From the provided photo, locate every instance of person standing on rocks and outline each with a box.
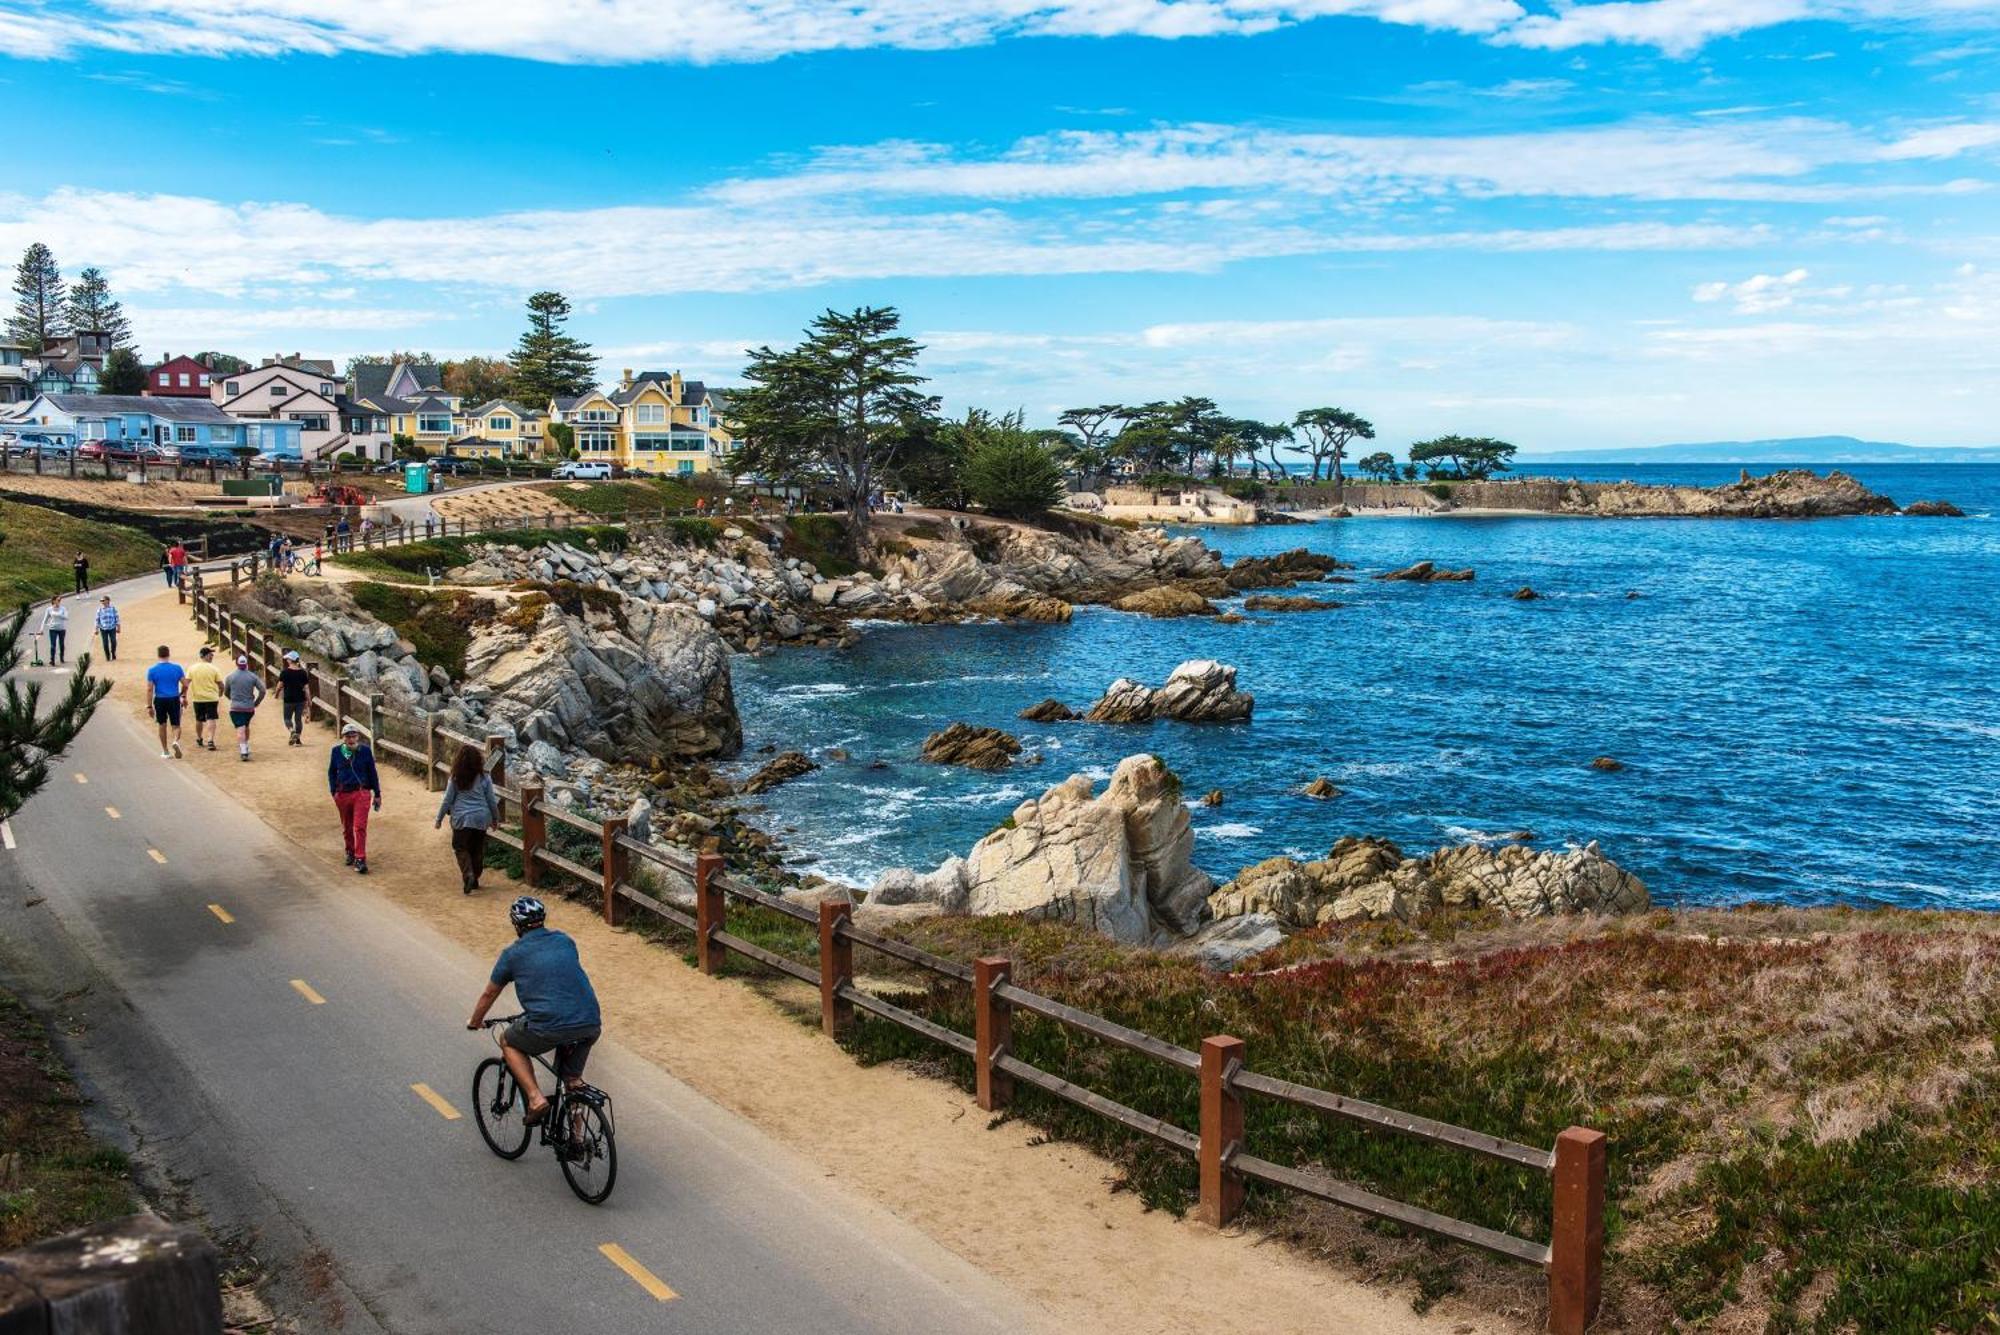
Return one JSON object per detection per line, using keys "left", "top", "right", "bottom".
{"left": 328, "top": 721, "right": 381, "bottom": 873}
{"left": 185, "top": 645, "right": 225, "bottom": 750}
{"left": 94, "top": 596, "right": 120, "bottom": 661}
{"left": 278, "top": 650, "right": 311, "bottom": 745}
{"left": 223, "top": 654, "right": 267, "bottom": 763}
{"left": 435, "top": 743, "right": 500, "bottom": 894}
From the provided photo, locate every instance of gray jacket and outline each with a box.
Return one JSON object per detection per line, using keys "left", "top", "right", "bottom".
{"left": 437, "top": 774, "right": 500, "bottom": 831}
{"left": 223, "top": 669, "right": 266, "bottom": 711}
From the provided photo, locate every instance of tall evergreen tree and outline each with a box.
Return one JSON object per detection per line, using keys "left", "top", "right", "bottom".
{"left": 64, "top": 267, "right": 132, "bottom": 346}
{"left": 100, "top": 347, "right": 147, "bottom": 395}
{"left": 8, "top": 244, "right": 66, "bottom": 352}
{"left": 509, "top": 291, "right": 596, "bottom": 403}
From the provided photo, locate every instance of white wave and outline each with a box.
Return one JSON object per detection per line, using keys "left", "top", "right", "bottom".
{"left": 1199, "top": 822, "right": 1263, "bottom": 840}
{"left": 776, "top": 682, "right": 855, "bottom": 698}
{"left": 1864, "top": 715, "right": 2000, "bottom": 740}
{"left": 956, "top": 785, "right": 1028, "bottom": 806}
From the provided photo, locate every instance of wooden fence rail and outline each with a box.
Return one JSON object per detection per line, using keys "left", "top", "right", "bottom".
{"left": 188, "top": 537, "right": 1607, "bottom": 1335}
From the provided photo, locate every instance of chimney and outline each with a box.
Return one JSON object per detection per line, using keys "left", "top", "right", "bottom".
{"left": 670, "top": 370, "right": 683, "bottom": 399}
{"left": 621, "top": 368, "right": 633, "bottom": 391}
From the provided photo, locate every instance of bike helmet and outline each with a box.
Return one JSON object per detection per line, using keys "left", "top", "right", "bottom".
{"left": 509, "top": 896, "right": 546, "bottom": 930}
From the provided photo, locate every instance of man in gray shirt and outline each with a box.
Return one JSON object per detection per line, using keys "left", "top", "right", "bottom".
{"left": 223, "top": 655, "right": 267, "bottom": 762}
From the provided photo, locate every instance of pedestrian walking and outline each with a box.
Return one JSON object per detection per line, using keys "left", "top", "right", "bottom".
{"left": 145, "top": 645, "right": 187, "bottom": 759}
{"left": 435, "top": 743, "right": 500, "bottom": 894}
{"left": 223, "top": 654, "right": 266, "bottom": 762}
{"left": 94, "top": 596, "right": 120, "bottom": 660}
{"left": 72, "top": 551, "right": 89, "bottom": 594}
{"left": 335, "top": 516, "right": 351, "bottom": 552}
{"left": 278, "top": 650, "right": 311, "bottom": 745}
{"left": 165, "top": 540, "right": 189, "bottom": 588}
{"left": 38, "top": 594, "right": 68, "bottom": 666}
{"left": 328, "top": 721, "right": 381, "bottom": 874}
{"left": 186, "top": 645, "right": 225, "bottom": 750}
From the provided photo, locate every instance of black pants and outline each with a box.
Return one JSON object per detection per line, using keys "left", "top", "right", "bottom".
{"left": 98, "top": 628, "right": 117, "bottom": 660}
{"left": 451, "top": 826, "right": 489, "bottom": 887}
{"left": 46, "top": 628, "right": 65, "bottom": 663}
{"left": 73, "top": 571, "right": 87, "bottom": 593}
{"left": 283, "top": 700, "right": 307, "bottom": 738}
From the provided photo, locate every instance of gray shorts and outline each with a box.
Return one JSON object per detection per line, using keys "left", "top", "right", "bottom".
{"left": 503, "top": 1020, "right": 600, "bottom": 1080}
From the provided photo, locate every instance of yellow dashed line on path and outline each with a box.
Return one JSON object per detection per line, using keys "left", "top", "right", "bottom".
{"left": 207, "top": 904, "right": 234, "bottom": 924}
{"left": 146, "top": 848, "right": 167, "bottom": 864}
{"left": 105, "top": 806, "right": 120, "bottom": 820}
{"left": 410, "top": 1084, "right": 461, "bottom": 1120}
{"left": 289, "top": 979, "right": 326, "bottom": 1005}
{"left": 73, "top": 773, "right": 87, "bottom": 784}
{"left": 598, "top": 1245, "right": 677, "bottom": 1302}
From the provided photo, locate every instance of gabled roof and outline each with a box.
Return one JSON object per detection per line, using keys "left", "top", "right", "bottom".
{"left": 407, "top": 395, "right": 456, "bottom": 414}
{"left": 40, "top": 394, "right": 237, "bottom": 422}
{"left": 352, "top": 360, "right": 443, "bottom": 400}
{"left": 551, "top": 395, "right": 586, "bottom": 412}
{"left": 469, "top": 398, "right": 532, "bottom": 417}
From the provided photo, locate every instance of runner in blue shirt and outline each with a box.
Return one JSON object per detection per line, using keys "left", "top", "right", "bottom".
{"left": 145, "top": 644, "right": 188, "bottom": 759}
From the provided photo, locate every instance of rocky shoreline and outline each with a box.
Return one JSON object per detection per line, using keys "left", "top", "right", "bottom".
{"left": 1257, "top": 468, "right": 1950, "bottom": 520}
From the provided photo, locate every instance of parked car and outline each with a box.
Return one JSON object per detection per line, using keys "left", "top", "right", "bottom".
{"left": 552, "top": 461, "right": 612, "bottom": 480}
{"left": 78, "top": 439, "right": 170, "bottom": 464}
{"left": 173, "top": 443, "right": 246, "bottom": 466}
{"left": 3, "top": 431, "right": 76, "bottom": 457}
{"left": 372, "top": 460, "right": 406, "bottom": 474}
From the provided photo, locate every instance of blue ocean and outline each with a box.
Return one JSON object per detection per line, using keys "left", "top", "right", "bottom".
{"left": 731, "top": 464, "right": 2000, "bottom": 911}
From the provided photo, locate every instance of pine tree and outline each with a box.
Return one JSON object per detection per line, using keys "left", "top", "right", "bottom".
{"left": 0, "top": 603, "right": 110, "bottom": 821}
{"left": 100, "top": 347, "right": 146, "bottom": 395}
{"left": 64, "top": 267, "right": 132, "bottom": 347}
{"left": 8, "top": 244, "right": 66, "bottom": 352}
{"left": 508, "top": 291, "right": 597, "bottom": 403}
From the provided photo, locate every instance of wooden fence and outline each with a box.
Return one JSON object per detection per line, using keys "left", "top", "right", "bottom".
{"left": 186, "top": 552, "right": 1607, "bottom": 1335}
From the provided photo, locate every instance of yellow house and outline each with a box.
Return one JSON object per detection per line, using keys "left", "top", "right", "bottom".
{"left": 549, "top": 369, "right": 733, "bottom": 475}
{"left": 387, "top": 393, "right": 462, "bottom": 453}
{"left": 451, "top": 399, "right": 546, "bottom": 458}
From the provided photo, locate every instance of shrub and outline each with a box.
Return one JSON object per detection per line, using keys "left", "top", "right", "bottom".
{"left": 784, "top": 515, "right": 862, "bottom": 577}
{"left": 965, "top": 434, "right": 1066, "bottom": 518}
{"left": 348, "top": 582, "right": 480, "bottom": 677}
{"left": 1222, "top": 479, "right": 1266, "bottom": 501}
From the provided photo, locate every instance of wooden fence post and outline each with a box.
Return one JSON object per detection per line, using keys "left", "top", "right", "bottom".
{"left": 1548, "top": 1127, "right": 1606, "bottom": 1335}
{"left": 368, "top": 692, "right": 384, "bottom": 746}
{"left": 818, "top": 902, "right": 853, "bottom": 1038}
{"left": 694, "top": 852, "right": 726, "bottom": 975}
{"left": 974, "top": 957, "right": 1013, "bottom": 1112}
{"left": 424, "top": 713, "right": 441, "bottom": 790}
{"left": 520, "top": 781, "right": 545, "bottom": 890}
{"left": 601, "top": 817, "right": 630, "bottom": 926}
{"left": 1199, "top": 1035, "right": 1246, "bottom": 1228}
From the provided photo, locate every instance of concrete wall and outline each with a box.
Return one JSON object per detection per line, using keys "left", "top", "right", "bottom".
{"left": 0, "top": 1214, "right": 222, "bottom": 1334}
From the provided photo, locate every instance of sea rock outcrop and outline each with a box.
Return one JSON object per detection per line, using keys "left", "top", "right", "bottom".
{"left": 1019, "top": 698, "right": 1078, "bottom": 722}
{"left": 921, "top": 723, "right": 1022, "bottom": 771}
{"left": 1903, "top": 500, "right": 1964, "bottom": 517}
{"left": 1243, "top": 595, "right": 1343, "bottom": 612}
{"left": 861, "top": 755, "right": 1213, "bottom": 944}
{"left": 1207, "top": 835, "right": 1648, "bottom": 929}
{"left": 1112, "top": 585, "right": 1217, "bottom": 618}
{"left": 1083, "top": 661, "right": 1253, "bottom": 724}
{"left": 740, "top": 750, "right": 818, "bottom": 795}
{"left": 1223, "top": 548, "right": 1349, "bottom": 590}
{"left": 1378, "top": 561, "right": 1476, "bottom": 582}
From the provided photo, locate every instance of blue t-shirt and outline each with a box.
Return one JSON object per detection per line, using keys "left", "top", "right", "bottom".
{"left": 145, "top": 661, "right": 186, "bottom": 699}
{"left": 490, "top": 928, "right": 600, "bottom": 1032}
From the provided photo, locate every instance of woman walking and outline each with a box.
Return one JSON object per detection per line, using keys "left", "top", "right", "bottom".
{"left": 72, "top": 552, "right": 89, "bottom": 594}
{"left": 38, "top": 594, "right": 68, "bottom": 665}
{"left": 435, "top": 743, "right": 500, "bottom": 894}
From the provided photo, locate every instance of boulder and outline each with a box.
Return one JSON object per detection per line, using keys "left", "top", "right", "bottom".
{"left": 920, "top": 723, "right": 1022, "bottom": 770}
{"left": 1200, "top": 789, "right": 1224, "bottom": 807}
{"left": 1112, "top": 585, "right": 1217, "bottom": 618}
{"left": 1176, "top": 913, "right": 1286, "bottom": 970}
{"left": 1511, "top": 586, "right": 1540, "bottom": 600}
{"left": 867, "top": 857, "right": 970, "bottom": 911}
{"left": 972, "top": 593, "right": 1074, "bottom": 623}
{"left": 1301, "top": 777, "right": 1342, "bottom": 799}
{"left": 1018, "top": 698, "right": 1078, "bottom": 722}
{"left": 1243, "top": 595, "right": 1343, "bottom": 613}
{"left": 1084, "top": 661, "right": 1253, "bottom": 724}
{"left": 740, "top": 750, "right": 819, "bottom": 795}
{"left": 1903, "top": 500, "right": 1964, "bottom": 517}
{"left": 1082, "top": 678, "right": 1156, "bottom": 724}
{"left": 1377, "top": 561, "right": 1475, "bottom": 582}
{"left": 1589, "top": 756, "right": 1624, "bottom": 772}
{"left": 1223, "top": 548, "right": 1347, "bottom": 590}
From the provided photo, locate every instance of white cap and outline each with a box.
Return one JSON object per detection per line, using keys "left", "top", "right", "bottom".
{"left": 235, "top": 655, "right": 249, "bottom": 668}
{"left": 340, "top": 719, "right": 365, "bottom": 737}
{"left": 283, "top": 649, "right": 301, "bottom": 662}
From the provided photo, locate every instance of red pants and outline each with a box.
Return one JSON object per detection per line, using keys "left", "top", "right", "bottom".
{"left": 334, "top": 789, "right": 371, "bottom": 860}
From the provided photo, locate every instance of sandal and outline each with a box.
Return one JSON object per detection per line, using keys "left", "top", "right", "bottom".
{"left": 523, "top": 1099, "right": 552, "bottom": 1126}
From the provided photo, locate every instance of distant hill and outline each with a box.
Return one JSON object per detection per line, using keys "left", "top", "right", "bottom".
{"left": 1519, "top": 436, "right": 2000, "bottom": 464}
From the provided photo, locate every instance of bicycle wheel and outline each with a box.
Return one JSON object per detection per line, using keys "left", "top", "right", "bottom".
{"left": 472, "top": 1058, "right": 531, "bottom": 1160}
{"left": 558, "top": 1100, "right": 617, "bottom": 1204}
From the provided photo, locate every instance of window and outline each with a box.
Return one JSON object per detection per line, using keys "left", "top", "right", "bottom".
{"left": 270, "top": 383, "right": 288, "bottom": 397}
{"left": 489, "top": 416, "right": 512, "bottom": 431}
{"left": 157, "top": 371, "right": 171, "bottom": 387}
{"left": 632, "top": 433, "right": 672, "bottom": 452}
{"left": 320, "top": 383, "right": 334, "bottom": 397}
{"left": 677, "top": 459, "right": 695, "bottom": 476}
{"left": 198, "top": 374, "right": 210, "bottom": 387}
{"left": 693, "top": 406, "right": 708, "bottom": 424}
{"left": 176, "top": 425, "right": 197, "bottom": 442}
{"left": 635, "top": 403, "right": 665, "bottom": 425}
{"left": 419, "top": 414, "right": 452, "bottom": 434}
{"left": 226, "top": 383, "right": 241, "bottom": 397}
{"left": 577, "top": 408, "right": 616, "bottom": 424}
{"left": 177, "top": 372, "right": 190, "bottom": 387}
{"left": 578, "top": 431, "right": 615, "bottom": 453}
{"left": 288, "top": 413, "right": 330, "bottom": 432}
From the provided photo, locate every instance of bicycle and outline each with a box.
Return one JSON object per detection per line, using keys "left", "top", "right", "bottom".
{"left": 472, "top": 1016, "right": 618, "bottom": 1204}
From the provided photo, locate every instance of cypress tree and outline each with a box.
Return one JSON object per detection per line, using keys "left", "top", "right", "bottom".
{"left": 64, "top": 267, "right": 133, "bottom": 347}
{"left": 8, "top": 243, "right": 66, "bottom": 352}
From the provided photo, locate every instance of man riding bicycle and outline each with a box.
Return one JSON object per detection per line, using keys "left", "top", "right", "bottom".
{"left": 466, "top": 898, "right": 602, "bottom": 1125}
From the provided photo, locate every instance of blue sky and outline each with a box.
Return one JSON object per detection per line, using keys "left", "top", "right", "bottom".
{"left": 5, "top": 1, "right": 2000, "bottom": 450}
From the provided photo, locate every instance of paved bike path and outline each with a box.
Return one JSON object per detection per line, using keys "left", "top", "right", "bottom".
{"left": 0, "top": 577, "right": 1045, "bottom": 1334}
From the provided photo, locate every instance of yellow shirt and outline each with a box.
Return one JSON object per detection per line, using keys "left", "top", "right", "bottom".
{"left": 186, "top": 661, "right": 224, "bottom": 704}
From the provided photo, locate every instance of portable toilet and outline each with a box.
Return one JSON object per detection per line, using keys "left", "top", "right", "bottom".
{"left": 404, "top": 460, "right": 433, "bottom": 494}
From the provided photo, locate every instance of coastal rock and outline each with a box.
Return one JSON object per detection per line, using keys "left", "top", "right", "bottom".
{"left": 971, "top": 592, "right": 1074, "bottom": 623}
{"left": 1378, "top": 561, "right": 1476, "bottom": 582}
{"left": 1082, "top": 678, "right": 1156, "bottom": 724}
{"left": 1112, "top": 585, "right": 1217, "bottom": 618}
{"left": 1200, "top": 789, "right": 1224, "bottom": 807}
{"left": 867, "top": 857, "right": 969, "bottom": 911}
{"left": 1018, "top": 698, "right": 1078, "bottom": 722}
{"left": 1084, "top": 660, "right": 1254, "bottom": 724}
{"left": 740, "top": 750, "right": 818, "bottom": 795}
{"left": 1175, "top": 912, "right": 1286, "bottom": 970}
{"left": 1511, "top": 587, "right": 1540, "bottom": 601}
{"left": 1589, "top": 756, "right": 1624, "bottom": 772}
{"left": 1243, "top": 594, "right": 1343, "bottom": 612}
{"left": 1224, "top": 548, "right": 1347, "bottom": 590}
{"left": 920, "top": 723, "right": 1023, "bottom": 771}
{"left": 1301, "top": 777, "right": 1342, "bottom": 799}
{"left": 1903, "top": 500, "right": 1964, "bottom": 517}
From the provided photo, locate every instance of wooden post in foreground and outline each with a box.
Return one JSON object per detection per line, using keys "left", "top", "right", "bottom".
{"left": 973, "top": 957, "right": 1013, "bottom": 1112}
{"left": 485, "top": 733, "right": 509, "bottom": 821}
{"left": 818, "top": 902, "right": 853, "bottom": 1038}
{"left": 424, "top": 713, "right": 441, "bottom": 791}
{"left": 1198, "top": 1035, "right": 1246, "bottom": 1228}
{"left": 600, "top": 818, "right": 630, "bottom": 927}
{"left": 520, "top": 781, "right": 545, "bottom": 891}
{"left": 1548, "top": 1127, "right": 1606, "bottom": 1335}
{"left": 694, "top": 852, "right": 726, "bottom": 975}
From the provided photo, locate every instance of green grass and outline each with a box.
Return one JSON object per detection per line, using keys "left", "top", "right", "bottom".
{"left": 783, "top": 515, "right": 863, "bottom": 577}
{"left": 335, "top": 525, "right": 628, "bottom": 580}
{"left": 540, "top": 478, "right": 700, "bottom": 517}
{"left": 0, "top": 987, "right": 139, "bottom": 1250}
{"left": 0, "top": 497, "right": 163, "bottom": 609}
{"left": 348, "top": 582, "right": 482, "bottom": 678}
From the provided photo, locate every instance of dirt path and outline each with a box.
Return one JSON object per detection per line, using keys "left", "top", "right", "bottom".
{"left": 102, "top": 586, "right": 1490, "bottom": 1335}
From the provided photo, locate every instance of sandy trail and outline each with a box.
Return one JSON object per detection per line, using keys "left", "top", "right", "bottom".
{"left": 101, "top": 585, "right": 1484, "bottom": 1335}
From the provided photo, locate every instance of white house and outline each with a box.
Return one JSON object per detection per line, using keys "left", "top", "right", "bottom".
{"left": 213, "top": 359, "right": 365, "bottom": 461}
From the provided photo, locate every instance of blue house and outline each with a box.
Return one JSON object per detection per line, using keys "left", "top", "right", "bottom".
{"left": 12, "top": 393, "right": 301, "bottom": 458}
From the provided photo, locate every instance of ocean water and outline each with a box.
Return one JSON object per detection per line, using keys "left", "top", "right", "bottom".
{"left": 730, "top": 464, "right": 2000, "bottom": 911}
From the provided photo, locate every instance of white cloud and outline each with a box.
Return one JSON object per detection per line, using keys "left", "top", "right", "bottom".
{"left": 1692, "top": 267, "right": 1813, "bottom": 312}
{"left": 1498, "top": 0, "right": 2000, "bottom": 57}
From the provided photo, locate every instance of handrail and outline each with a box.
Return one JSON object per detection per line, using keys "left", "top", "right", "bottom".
{"left": 835, "top": 919, "right": 974, "bottom": 983}
{"left": 992, "top": 980, "right": 1200, "bottom": 1074}
{"left": 1233, "top": 1069, "right": 1554, "bottom": 1173}
{"left": 836, "top": 984, "right": 976, "bottom": 1057}
{"left": 993, "top": 1054, "right": 1199, "bottom": 1154}
{"left": 1235, "top": 1152, "right": 1551, "bottom": 1267}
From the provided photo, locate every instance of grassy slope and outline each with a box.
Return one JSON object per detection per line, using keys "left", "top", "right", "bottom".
{"left": 536, "top": 478, "right": 700, "bottom": 516}
{"left": 0, "top": 497, "right": 163, "bottom": 609}
{"left": 0, "top": 988, "right": 138, "bottom": 1249}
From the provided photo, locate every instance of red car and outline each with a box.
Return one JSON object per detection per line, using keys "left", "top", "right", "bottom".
{"left": 78, "top": 439, "right": 172, "bottom": 464}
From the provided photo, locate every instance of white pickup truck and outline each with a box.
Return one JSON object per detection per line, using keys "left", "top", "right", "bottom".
{"left": 552, "top": 461, "right": 612, "bottom": 480}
